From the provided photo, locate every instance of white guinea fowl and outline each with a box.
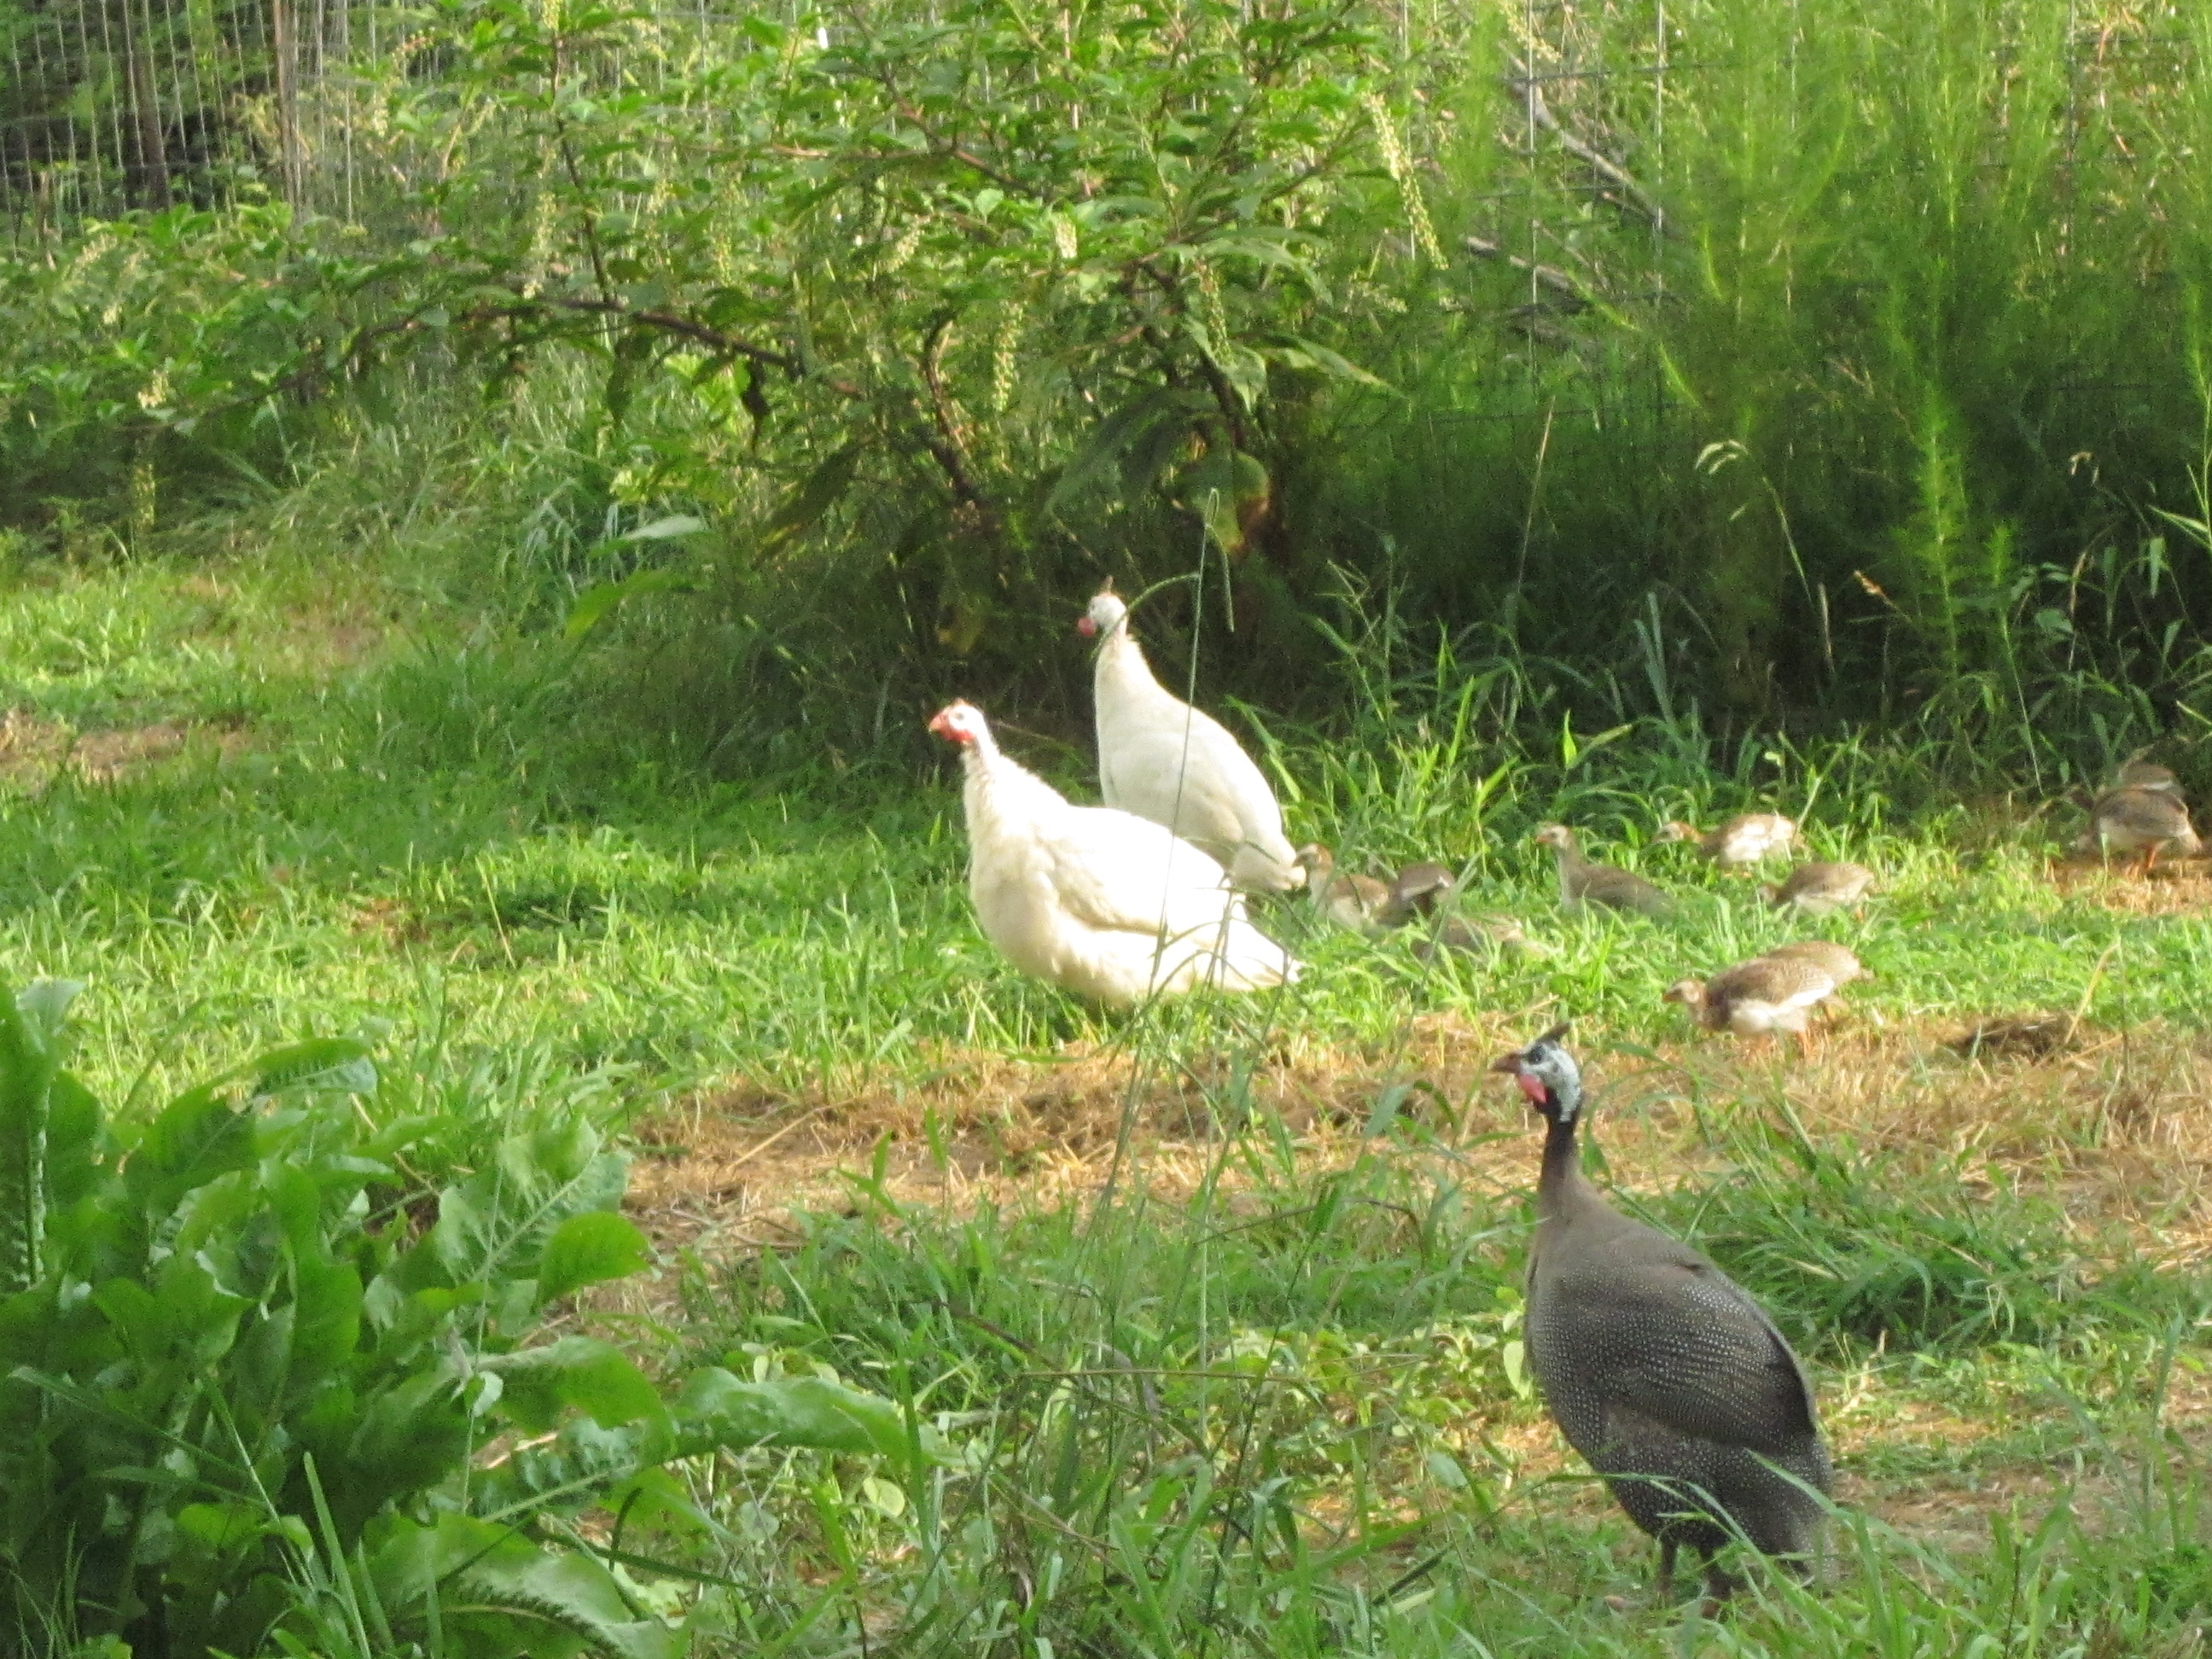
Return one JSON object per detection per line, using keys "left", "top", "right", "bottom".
{"left": 1077, "top": 586, "right": 1306, "bottom": 893}
{"left": 928, "top": 701, "right": 1300, "bottom": 1004}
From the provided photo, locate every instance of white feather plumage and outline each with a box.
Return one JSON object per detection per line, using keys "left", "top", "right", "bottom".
{"left": 1080, "top": 590, "right": 1304, "bottom": 893}
{"left": 930, "top": 701, "right": 1299, "bottom": 1004}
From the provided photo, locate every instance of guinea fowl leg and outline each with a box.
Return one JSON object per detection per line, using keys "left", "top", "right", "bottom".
{"left": 1656, "top": 1539, "right": 1677, "bottom": 1602}
{"left": 1699, "top": 1558, "right": 1738, "bottom": 1617}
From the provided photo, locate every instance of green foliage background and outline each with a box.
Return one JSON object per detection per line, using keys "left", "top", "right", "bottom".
{"left": 5, "top": 0, "right": 2212, "bottom": 762}
{"left": 12, "top": 5, "right": 2212, "bottom": 1654}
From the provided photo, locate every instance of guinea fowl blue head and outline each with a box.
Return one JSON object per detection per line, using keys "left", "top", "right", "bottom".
{"left": 1491, "top": 1022, "right": 1580, "bottom": 1126}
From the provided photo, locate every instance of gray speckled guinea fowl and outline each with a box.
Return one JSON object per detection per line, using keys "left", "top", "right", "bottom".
{"left": 1491, "top": 1025, "right": 1831, "bottom": 1604}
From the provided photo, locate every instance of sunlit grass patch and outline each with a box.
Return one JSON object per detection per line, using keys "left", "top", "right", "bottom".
{"left": 5, "top": 539, "right": 2212, "bottom": 1654}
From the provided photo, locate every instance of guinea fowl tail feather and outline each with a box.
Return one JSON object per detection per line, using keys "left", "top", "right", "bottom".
{"left": 1146, "top": 911, "right": 1300, "bottom": 992}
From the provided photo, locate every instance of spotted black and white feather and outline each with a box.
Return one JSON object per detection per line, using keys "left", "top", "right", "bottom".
{"left": 1492, "top": 1026, "right": 1831, "bottom": 1602}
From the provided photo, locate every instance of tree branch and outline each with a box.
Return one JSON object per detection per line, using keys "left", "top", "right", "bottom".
{"left": 546, "top": 32, "right": 618, "bottom": 306}
{"left": 1512, "top": 75, "right": 1669, "bottom": 235}
{"left": 1461, "top": 236, "right": 1598, "bottom": 311}
{"left": 1131, "top": 259, "right": 1251, "bottom": 453}
{"left": 917, "top": 313, "right": 994, "bottom": 519}
{"left": 533, "top": 296, "right": 819, "bottom": 384}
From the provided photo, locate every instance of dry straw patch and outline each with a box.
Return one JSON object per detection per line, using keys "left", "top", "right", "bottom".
{"left": 626, "top": 1013, "right": 2212, "bottom": 1264}
{"left": 0, "top": 708, "right": 251, "bottom": 789}
{"left": 2046, "top": 855, "right": 2212, "bottom": 916}
{"left": 616, "top": 1016, "right": 2212, "bottom": 1548}
{"left": 624, "top": 1016, "right": 1508, "bottom": 1257}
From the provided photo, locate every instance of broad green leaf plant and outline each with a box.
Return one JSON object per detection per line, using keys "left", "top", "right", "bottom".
{"left": 0, "top": 982, "right": 932, "bottom": 1657}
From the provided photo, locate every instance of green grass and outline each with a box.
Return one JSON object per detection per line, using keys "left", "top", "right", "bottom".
{"left": 8, "top": 540, "right": 2212, "bottom": 1104}
{"left": 5, "top": 531, "right": 2212, "bottom": 1655}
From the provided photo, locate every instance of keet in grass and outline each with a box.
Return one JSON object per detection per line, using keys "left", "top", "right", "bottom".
{"left": 1379, "top": 858, "right": 1551, "bottom": 958}
{"left": 1762, "top": 940, "right": 1870, "bottom": 983}
{"left": 928, "top": 700, "right": 1298, "bottom": 1004}
{"left": 1385, "top": 860, "right": 1459, "bottom": 921}
{"left": 2113, "top": 756, "right": 2184, "bottom": 797}
{"left": 1412, "top": 911, "right": 1552, "bottom": 961}
{"left": 1947, "top": 1012, "right": 2083, "bottom": 1061}
{"left": 1493, "top": 1024, "right": 1831, "bottom": 1607}
{"left": 1762, "top": 861, "right": 1876, "bottom": 915}
{"left": 1656, "top": 813, "right": 1802, "bottom": 868}
{"left": 1295, "top": 842, "right": 1391, "bottom": 934}
{"left": 1664, "top": 943, "right": 1866, "bottom": 1057}
{"left": 1078, "top": 585, "right": 1305, "bottom": 894}
{"left": 2075, "top": 782, "right": 2201, "bottom": 878}
{"left": 1534, "top": 824, "right": 1675, "bottom": 918}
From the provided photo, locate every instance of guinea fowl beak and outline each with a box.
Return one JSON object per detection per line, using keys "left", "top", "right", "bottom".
{"left": 1491, "top": 1047, "right": 1556, "bottom": 1109}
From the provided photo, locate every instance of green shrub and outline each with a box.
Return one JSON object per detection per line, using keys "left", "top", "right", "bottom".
{"left": 15, "top": 0, "right": 2212, "bottom": 773}
{"left": 0, "top": 981, "right": 928, "bottom": 1658}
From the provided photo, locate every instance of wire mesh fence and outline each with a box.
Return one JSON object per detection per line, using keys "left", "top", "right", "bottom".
{"left": 11, "top": 1, "right": 2193, "bottom": 245}
{"left": 0, "top": 0, "right": 1667, "bottom": 235}
{"left": 6, "top": 0, "right": 290, "bottom": 232}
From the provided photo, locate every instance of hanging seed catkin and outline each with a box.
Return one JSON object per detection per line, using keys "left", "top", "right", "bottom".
{"left": 1363, "top": 92, "right": 1445, "bottom": 265}
{"left": 1193, "top": 259, "right": 1231, "bottom": 358}
{"left": 885, "top": 219, "right": 927, "bottom": 273}
{"left": 992, "top": 300, "right": 1025, "bottom": 414}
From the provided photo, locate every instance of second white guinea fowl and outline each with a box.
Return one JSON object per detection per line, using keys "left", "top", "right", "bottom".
{"left": 928, "top": 701, "right": 1299, "bottom": 1004}
{"left": 1077, "top": 586, "right": 1305, "bottom": 893}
